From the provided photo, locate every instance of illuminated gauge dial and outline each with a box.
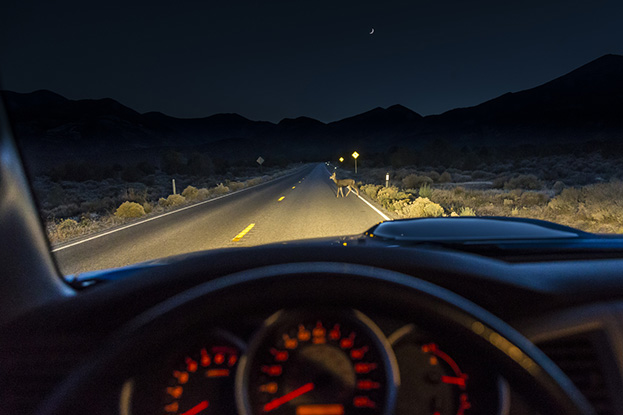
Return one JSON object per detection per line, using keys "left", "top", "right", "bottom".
{"left": 237, "top": 310, "right": 399, "bottom": 415}
{"left": 130, "top": 330, "right": 245, "bottom": 415}
{"left": 389, "top": 324, "right": 506, "bottom": 415}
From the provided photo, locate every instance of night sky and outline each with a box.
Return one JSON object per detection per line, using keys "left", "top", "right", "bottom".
{"left": 2, "top": 0, "right": 622, "bottom": 122}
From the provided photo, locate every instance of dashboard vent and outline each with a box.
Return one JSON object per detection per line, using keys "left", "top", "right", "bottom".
{"left": 536, "top": 331, "right": 615, "bottom": 415}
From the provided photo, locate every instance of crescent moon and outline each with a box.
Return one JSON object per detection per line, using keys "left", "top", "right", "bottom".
{"left": 370, "top": 28, "right": 375, "bottom": 34}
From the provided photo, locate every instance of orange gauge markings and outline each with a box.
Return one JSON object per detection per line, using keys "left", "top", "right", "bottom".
{"left": 350, "top": 346, "right": 368, "bottom": 360}
{"left": 262, "top": 365, "right": 283, "bottom": 376}
{"left": 260, "top": 382, "right": 279, "bottom": 394}
{"left": 312, "top": 321, "right": 326, "bottom": 337}
{"left": 297, "top": 325, "right": 311, "bottom": 341}
{"left": 354, "top": 363, "right": 377, "bottom": 374}
{"left": 296, "top": 404, "right": 345, "bottom": 415}
{"left": 283, "top": 334, "right": 298, "bottom": 349}
{"left": 339, "top": 332, "right": 356, "bottom": 349}
{"left": 271, "top": 348, "right": 289, "bottom": 362}
{"left": 200, "top": 349, "right": 211, "bottom": 367}
{"left": 228, "top": 354, "right": 238, "bottom": 366}
{"left": 164, "top": 402, "right": 179, "bottom": 413}
{"left": 353, "top": 396, "right": 376, "bottom": 408}
{"left": 356, "top": 380, "right": 380, "bottom": 390}
{"left": 185, "top": 357, "right": 198, "bottom": 373}
{"left": 206, "top": 368, "right": 230, "bottom": 378}
{"left": 167, "top": 386, "right": 183, "bottom": 398}
{"left": 214, "top": 353, "right": 225, "bottom": 365}
{"left": 173, "top": 370, "right": 189, "bottom": 384}
{"left": 329, "top": 324, "right": 341, "bottom": 340}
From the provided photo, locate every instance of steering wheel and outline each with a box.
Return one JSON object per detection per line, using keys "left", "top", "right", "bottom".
{"left": 37, "top": 262, "right": 595, "bottom": 415}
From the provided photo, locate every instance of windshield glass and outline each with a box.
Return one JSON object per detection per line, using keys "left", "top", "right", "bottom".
{"left": 2, "top": 1, "right": 623, "bottom": 276}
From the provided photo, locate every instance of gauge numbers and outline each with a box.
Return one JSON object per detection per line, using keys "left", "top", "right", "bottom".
{"left": 237, "top": 310, "right": 399, "bottom": 415}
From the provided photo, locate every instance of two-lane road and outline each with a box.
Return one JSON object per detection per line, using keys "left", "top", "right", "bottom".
{"left": 54, "top": 163, "right": 387, "bottom": 275}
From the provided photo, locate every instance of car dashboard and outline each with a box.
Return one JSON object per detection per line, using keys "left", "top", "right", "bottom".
{"left": 127, "top": 307, "right": 504, "bottom": 415}
{"left": 2, "top": 241, "right": 623, "bottom": 415}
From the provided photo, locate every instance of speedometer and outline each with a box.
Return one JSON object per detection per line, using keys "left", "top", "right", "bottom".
{"left": 237, "top": 310, "right": 399, "bottom": 415}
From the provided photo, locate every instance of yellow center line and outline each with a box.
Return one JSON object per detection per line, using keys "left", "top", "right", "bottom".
{"left": 232, "top": 223, "right": 255, "bottom": 242}
{"left": 292, "top": 186, "right": 296, "bottom": 189}
{"left": 278, "top": 196, "right": 285, "bottom": 201}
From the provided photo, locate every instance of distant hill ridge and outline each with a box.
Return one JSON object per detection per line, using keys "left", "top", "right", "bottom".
{"left": 3, "top": 54, "right": 623, "bottom": 165}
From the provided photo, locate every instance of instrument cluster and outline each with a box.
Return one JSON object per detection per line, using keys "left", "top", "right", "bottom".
{"left": 125, "top": 309, "right": 507, "bottom": 415}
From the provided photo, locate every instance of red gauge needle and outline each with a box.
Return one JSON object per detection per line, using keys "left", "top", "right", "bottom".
{"left": 440, "top": 375, "right": 466, "bottom": 387}
{"left": 181, "top": 400, "right": 209, "bottom": 415}
{"left": 263, "top": 382, "right": 315, "bottom": 412}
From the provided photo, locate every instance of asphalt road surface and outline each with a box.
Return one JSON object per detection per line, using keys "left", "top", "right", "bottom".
{"left": 53, "top": 163, "right": 388, "bottom": 275}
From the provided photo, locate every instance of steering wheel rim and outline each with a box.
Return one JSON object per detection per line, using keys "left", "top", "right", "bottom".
{"left": 37, "top": 262, "right": 595, "bottom": 415}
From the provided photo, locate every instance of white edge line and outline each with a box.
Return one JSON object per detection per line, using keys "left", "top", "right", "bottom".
{"left": 52, "top": 167, "right": 308, "bottom": 252}
{"left": 356, "top": 193, "right": 391, "bottom": 221}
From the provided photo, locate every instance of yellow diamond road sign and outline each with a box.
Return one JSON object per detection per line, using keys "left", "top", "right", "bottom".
{"left": 352, "top": 151, "right": 359, "bottom": 159}
{"left": 339, "top": 157, "right": 344, "bottom": 162}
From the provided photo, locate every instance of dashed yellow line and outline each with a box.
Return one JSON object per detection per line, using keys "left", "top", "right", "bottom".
{"left": 278, "top": 196, "right": 285, "bottom": 201}
{"left": 232, "top": 223, "right": 255, "bottom": 242}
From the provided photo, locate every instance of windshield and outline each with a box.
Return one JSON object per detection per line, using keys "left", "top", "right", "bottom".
{"left": 2, "top": 1, "right": 623, "bottom": 276}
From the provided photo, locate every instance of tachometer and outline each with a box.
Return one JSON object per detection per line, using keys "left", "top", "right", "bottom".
{"left": 130, "top": 330, "right": 245, "bottom": 415}
{"left": 237, "top": 310, "right": 399, "bottom": 415}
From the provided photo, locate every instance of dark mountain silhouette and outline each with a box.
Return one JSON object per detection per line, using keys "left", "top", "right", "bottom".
{"left": 419, "top": 54, "right": 623, "bottom": 143}
{"left": 3, "top": 53, "right": 623, "bottom": 172}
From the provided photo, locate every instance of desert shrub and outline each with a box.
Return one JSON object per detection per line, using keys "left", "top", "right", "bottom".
{"left": 114, "top": 201, "right": 146, "bottom": 218}
{"left": 361, "top": 184, "right": 383, "bottom": 199}
{"left": 492, "top": 176, "right": 508, "bottom": 189}
{"left": 427, "top": 171, "right": 441, "bottom": 182}
{"left": 142, "top": 202, "right": 153, "bottom": 214}
{"left": 182, "top": 185, "right": 200, "bottom": 200}
{"left": 376, "top": 186, "right": 410, "bottom": 209}
{"left": 548, "top": 188, "right": 581, "bottom": 213}
{"left": 402, "top": 174, "right": 432, "bottom": 189}
{"left": 439, "top": 171, "right": 452, "bottom": 183}
{"left": 246, "top": 177, "right": 263, "bottom": 187}
{"left": 159, "top": 194, "right": 186, "bottom": 207}
{"left": 211, "top": 183, "right": 230, "bottom": 196}
{"left": 228, "top": 181, "right": 245, "bottom": 191}
{"left": 419, "top": 183, "right": 433, "bottom": 199}
{"left": 518, "top": 192, "right": 549, "bottom": 207}
{"left": 504, "top": 174, "right": 543, "bottom": 190}
{"left": 459, "top": 206, "right": 476, "bottom": 216}
{"left": 57, "top": 218, "right": 78, "bottom": 231}
{"left": 198, "top": 188, "right": 211, "bottom": 199}
{"left": 453, "top": 186, "right": 465, "bottom": 196}
{"left": 397, "top": 197, "right": 444, "bottom": 218}
{"left": 553, "top": 181, "right": 565, "bottom": 194}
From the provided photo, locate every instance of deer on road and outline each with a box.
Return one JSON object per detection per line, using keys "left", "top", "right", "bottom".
{"left": 329, "top": 172, "right": 359, "bottom": 198}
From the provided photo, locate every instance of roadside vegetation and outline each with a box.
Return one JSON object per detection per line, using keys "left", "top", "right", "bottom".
{"left": 37, "top": 152, "right": 302, "bottom": 244}
{"left": 342, "top": 152, "right": 623, "bottom": 233}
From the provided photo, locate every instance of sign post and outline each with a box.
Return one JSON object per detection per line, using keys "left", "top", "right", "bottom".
{"left": 352, "top": 151, "right": 359, "bottom": 174}
{"left": 172, "top": 179, "right": 176, "bottom": 195}
{"left": 386, "top": 172, "right": 390, "bottom": 187}
{"left": 257, "top": 156, "right": 264, "bottom": 172}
